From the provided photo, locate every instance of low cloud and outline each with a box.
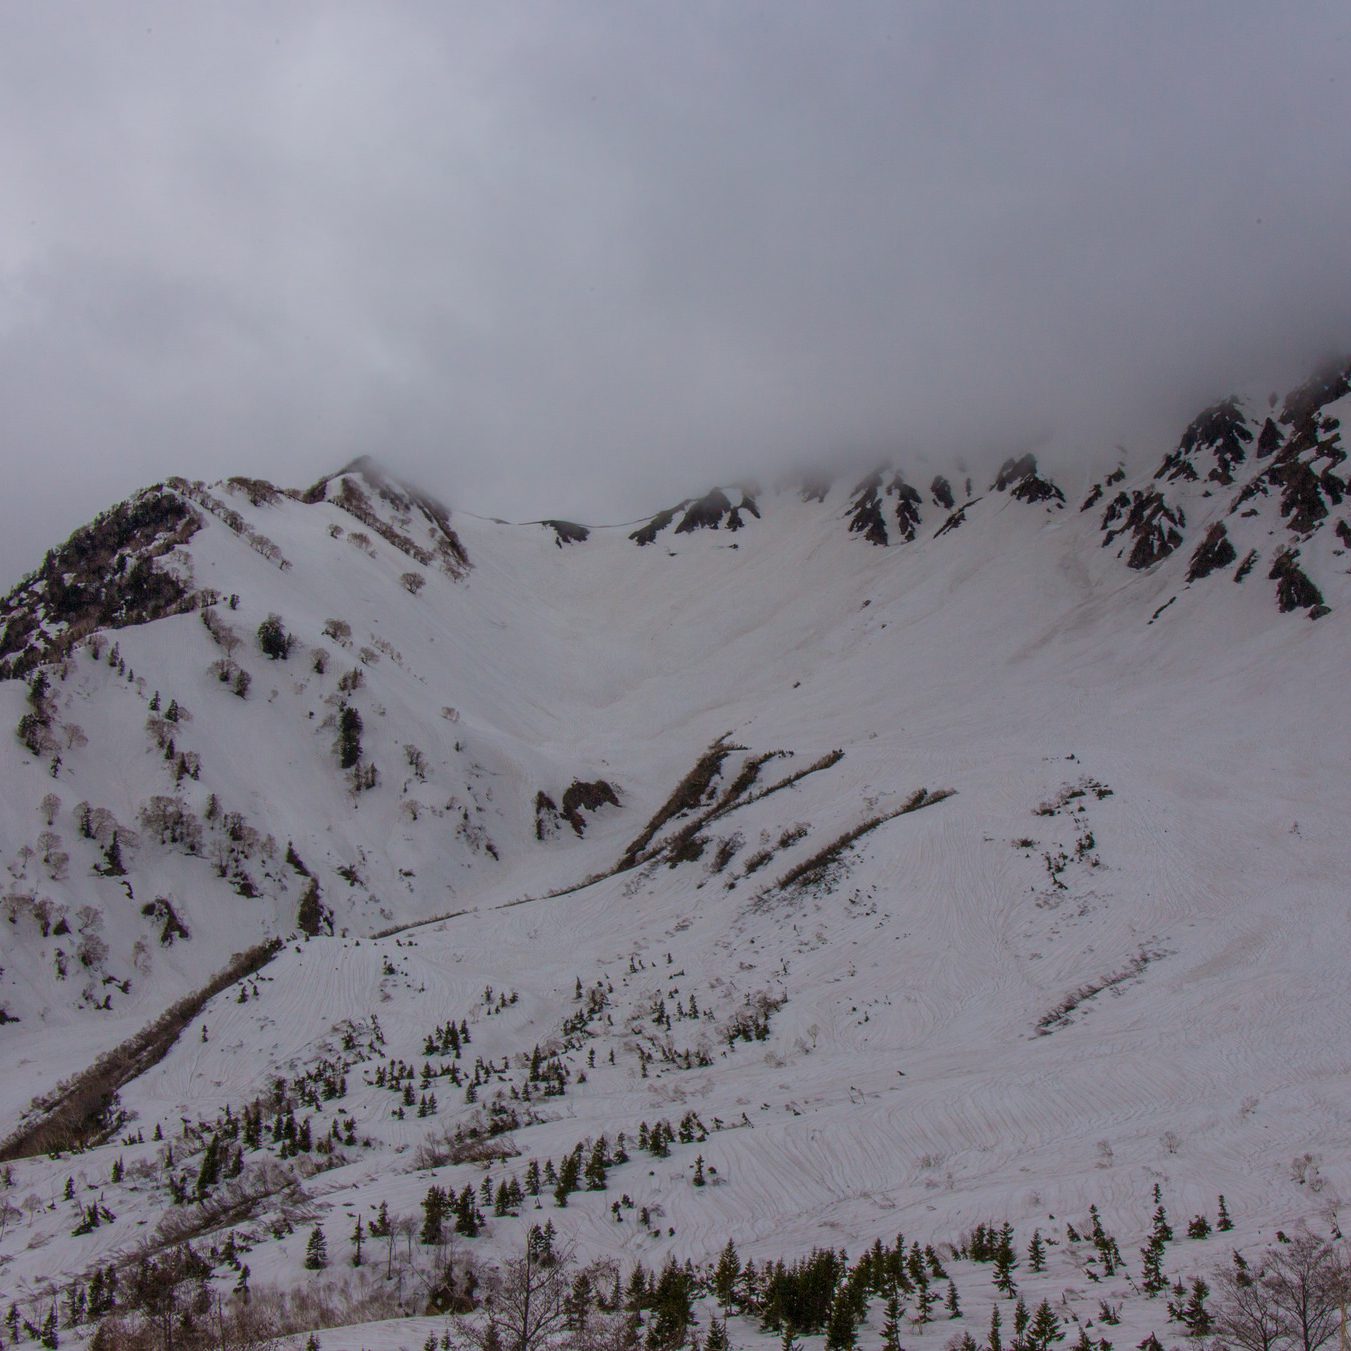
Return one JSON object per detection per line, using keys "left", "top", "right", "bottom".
{"left": 1, "top": 2, "right": 1349, "bottom": 583}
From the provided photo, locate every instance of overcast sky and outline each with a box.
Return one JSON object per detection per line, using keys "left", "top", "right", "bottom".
{"left": 2, "top": 2, "right": 1350, "bottom": 586}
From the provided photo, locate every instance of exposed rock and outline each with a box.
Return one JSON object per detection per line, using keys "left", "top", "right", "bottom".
{"left": 1186, "top": 522, "right": 1237, "bottom": 582}
{"left": 993, "top": 454, "right": 1038, "bottom": 490}
{"left": 846, "top": 472, "right": 889, "bottom": 546}
{"left": 930, "top": 476, "right": 954, "bottom": 510}
{"left": 933, "top": 505, "right": 969, "bottom": 538}
{"left": 1256, "top": 417, "right": 1283, "bottom": 456}
{"left": 629, "top": 505, "right": 685, "bottom": 547}
{"left": 847, "top": 471, "right": 924, "bottom": 545}
{"left": 676, "top": 488, "right": 735, "bottom": 534}
{"left": 0, "top": 487, "right": 202, "bottom": 678}
{"left": 543, "top": 520, "right": 591, "bottom": 547}
{"left": 1269, "top": 549, "right": 1324, "bottom": 613}
{"left": 1080, "top": 483, "right": 1104, "bottom": 512}
{"left": 1100, "top": 488, "right": 1185, "bottom": 569}
{"left": 993, "top": 453, "right": 1065, "bottom": 506}
{"left": 1280, "top": 358, "right": 1351, "bottom": 433}
{"left": 1155, "top": 397, "right": 1253, "bottom": 486}
{"left": 534, "top": 779, "right": 620, "bottom": 839}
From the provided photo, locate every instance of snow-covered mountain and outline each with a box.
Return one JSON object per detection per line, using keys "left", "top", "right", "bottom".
{"left": 1, "top": 361, "right": 1349, "bottom": 1347}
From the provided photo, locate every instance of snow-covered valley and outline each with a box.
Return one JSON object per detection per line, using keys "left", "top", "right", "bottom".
{"left": 1, "top": 365, "right": 1350, "bottom": 1348}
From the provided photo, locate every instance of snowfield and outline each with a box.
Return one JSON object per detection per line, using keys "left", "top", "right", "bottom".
{"left": 1, "top": 374, "right": 1350, "bottom": 1346}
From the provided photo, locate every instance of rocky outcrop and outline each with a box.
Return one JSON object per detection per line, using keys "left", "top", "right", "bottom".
{"left": 1186, "top": 522, "right": 1237, "bottom": 582}
{"left": 1156, "top": 398, "right": 1253, "bottom": 486}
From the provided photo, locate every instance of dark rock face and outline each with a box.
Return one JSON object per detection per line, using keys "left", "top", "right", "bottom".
{"left": 1186, "top": 522, "right": 1238, "bottom": 582}
{"left": 0, "top": 488, "right": 202, "bottom": 678}
{"left": 536, "top": 779, "right": 621, "bottom": 839}
{"left": 933, "top": 505, "right": 969, "bottom": 538}
{"left": 676, "top": 488, "right": 735, "bottom": 534}
{"left": 930, "top": 476, "right": 954, "bottom": 510}
{"left": 847, "top": 471, "right": 924, "bottom": 546}
{"left": 630, "top": 487, "right": 761, "bottom": 545}
{"left": 1269, "top": 550, "right": 1325, "bottom": 614}
{"left": 1101, "top": 489, "right": 1185, "bottom": 569}
{"left": 561, "top": 779, "right": 620, "bottom": 835}
{"left": 629, "top": 505, "right": 683, "bottom": 547}
{"left": 1279, "top": 359, "right": 1351, "bottom": 432}
{"left": 1156, "top": 398, "right": 1253, "bottom": 486}
{"left": 846, "top": 472, "right": 889, "bottom": 546}
{"left": 543, "top": 520, "right": 591, "bottom": 546}
{"left": 1257, "top": 417, "right": 1283, "bottom": 456}
{"left": 993, "top": 454, "right": 1039, "bottom": 491}
{"left": 1081, "top": 484, "right": 1104, "bottom": 512}
{"left": 1011, "top": 474, "right": 1066, "bottom": 506}
{"left": 993, "top": 454, "right": 1065, "bottom": 506}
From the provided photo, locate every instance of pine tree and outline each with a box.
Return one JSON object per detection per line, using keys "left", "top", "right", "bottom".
{"left": 714, "top": 1240, "right": 742, "bottom": 1309}
{"left": 993, "top": 1244, "right": 1018, "bottom": 1297}
{"left": 947, "top": 1282, "right": 962, "bottom": 1318}
{"left": 1215, "top": 1195, "right": 1233, "bottom": 1232}
{"left": 1027, "top": 1301, "right": 1064, "bottom": 1351}
{"left": 1140, "top": 1237, "right": 1166, "bottom": 1295}
{"left": 989, "top": 1303, "right": 1004, "bottom": 1351}
{"left": 1150, "top": 1206, "right": 1172, "bottom": 1244}
{"left": 824, "top": 1293, "right": 857, "bottom": 1351}
{"left": 881, "top": 1290, "right": 905, "bottom": 1351}
{"left": 706, "top": 1318, "right": 730, "bottom": 1351}
{"left": 1027, "top": 1230, "right": 1046, "bottom": 1273}
{"left": 1186, "top": 1215, "right": 1211, "bottom": 1240}
{"left": 914, "top": 1278, "right": 938, "bottom": 1326}
{"left": 304, "top": 1224, "right": 328, "bottom": 1270}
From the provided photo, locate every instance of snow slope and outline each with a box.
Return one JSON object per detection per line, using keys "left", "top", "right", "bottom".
{"left": 1, "top": 367, "right": 1350, "bottom": 1344}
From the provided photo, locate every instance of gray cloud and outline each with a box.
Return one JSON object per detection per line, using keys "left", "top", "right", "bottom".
{"left": 2, "top": 1, "right": 1350, "bottom": 584}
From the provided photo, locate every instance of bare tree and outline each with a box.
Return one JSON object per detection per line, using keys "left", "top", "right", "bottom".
{"left": 1256, "top": 1230, "right": 1348, "bottom": 1351}
{"left": 461, "top": 1242, "right": 575, "bottom": 1351}
{"left": 1212, "top": 1259, "right": 1287, "bottom": 1351}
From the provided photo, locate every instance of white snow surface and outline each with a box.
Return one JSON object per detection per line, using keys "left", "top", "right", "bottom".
{"left": 1, "top": 393, "right": 1350, "bottom": 1346}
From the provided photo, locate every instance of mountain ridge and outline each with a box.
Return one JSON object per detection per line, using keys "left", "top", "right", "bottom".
{"left": 0, "top": 361, "right": 1349, "bottom": 1346}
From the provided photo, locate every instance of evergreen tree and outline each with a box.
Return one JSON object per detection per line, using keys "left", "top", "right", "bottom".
{"left": 993, "top": 1245, "right": 1018, "bottom": 1297}
{"left": 705, "top": 1318, "right": 730, "bottom": 1351}
{"left": 1027, "top": 1230, "right": 1046, "bottom": 1273}
{"left": 1186, "top": 1215, "right": 1211, "bottom": 1240}
{"left": 947, "top": 1282, "right": 962, "bottom": 1319}
{"left": 714, "top": 1241, "right": 742, "bottom": 1310}
{"left": 257, "top": 614, "right": 292, "bottom": 660}
{"left": 1150, "top": 1206, "right": 1172, "bottom": 1245}
{"left": 304, "top": 1224, "right": 328, "bottom": 1270}
{"left": 1140, "top": 1238, "right": 1166, "bottom": 1296}
{"left": 1027, "top": 1301, "right": 1064, "bottom": 1351}
{"left": 1216, "top": 1196, "right": 1233, "bottom": 1232}
{"left": 337, "top": 703, "right": 363, "bottom": 769}
{"left": 824, "top": 1293, "right": 857, "bottom": 1351}
{"left": 989, "top": 1303, "right": 1004, "bottom": 1351}
{"left": 350, "top": 1215, "right": 364, "bottom": 1266}
{"left": 913, "top": 1278, "right": 938, "bottom": 1326}
{"left": 881, "top": 1290, "right": 905, "bottom": 1351}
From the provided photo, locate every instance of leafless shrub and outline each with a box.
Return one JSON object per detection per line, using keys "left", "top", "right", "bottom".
{"left": 400, "top": 570, "right": 427, "bottom": 594}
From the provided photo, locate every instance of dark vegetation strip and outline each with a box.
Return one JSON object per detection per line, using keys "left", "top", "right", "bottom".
{"left": 618, "top": 736, "right": 742, "bottom": 868}
{"left": 0, "top": 939, "right": 283, "bottom": 1162}
{"left": 1035, "top": 949, "right": 1162, "bottom": 1035}
{"left": 737, "top": 748, "right": 846, "bottom": 812}
{"left": 772, "top": 787, "right": 955, "bottom": 893}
